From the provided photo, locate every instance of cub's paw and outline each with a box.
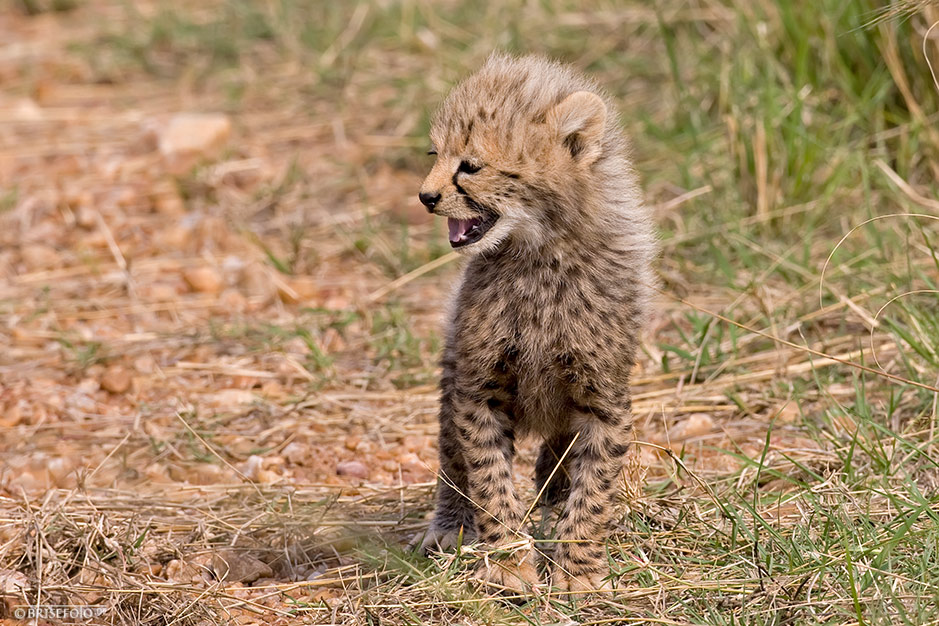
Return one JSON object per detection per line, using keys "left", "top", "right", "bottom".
{"left": 473, "top": 548, "right": 541, "bottom": 594}
{"left": 551, "top": 567, "right": 614, "bottom": 596}
{"left": 411, "top": 525, "right": 471, "bottom": 554}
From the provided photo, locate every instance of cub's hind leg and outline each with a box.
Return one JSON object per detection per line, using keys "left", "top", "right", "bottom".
{"left": 552, "top": 404, "right": 632, "bottom": 595}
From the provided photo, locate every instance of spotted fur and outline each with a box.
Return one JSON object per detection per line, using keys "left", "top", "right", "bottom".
{"left": 417, "top": 53, "right": 656, "bottom": 594}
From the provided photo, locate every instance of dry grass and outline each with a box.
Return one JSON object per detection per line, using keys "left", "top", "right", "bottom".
{"left": 0, "top": 0, "right": 938, "bottom": 624}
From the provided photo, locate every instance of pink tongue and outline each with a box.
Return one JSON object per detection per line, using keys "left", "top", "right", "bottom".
{"left": 448, "top": 217, "right": 479, "bottom": 243}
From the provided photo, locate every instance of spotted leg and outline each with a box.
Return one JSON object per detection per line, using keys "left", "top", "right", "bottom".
{"left": 452, "top": 394, "right": 539, "bottom": 592}
{"left": 418, "top": 391, "right": 477, "bottom": 552}
{"left": 552, "top": 403, "right": 632, "bottom": 595}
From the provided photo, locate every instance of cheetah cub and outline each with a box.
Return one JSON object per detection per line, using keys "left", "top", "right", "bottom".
{"left": 417, "top": 54, "right": 655, "bottom": 594}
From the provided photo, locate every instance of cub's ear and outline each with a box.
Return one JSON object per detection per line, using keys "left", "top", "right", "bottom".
{"left": 547, "top": 91, "right": 607, "bottom": 165}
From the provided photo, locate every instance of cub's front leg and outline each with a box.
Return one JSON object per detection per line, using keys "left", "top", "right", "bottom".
{"left": 450, "top": 391, "right": 540, "bottom": 592}
{"left": 419, "top": 388, "right": 477, "bottom": 552}
{"left": 552, "top": 403, "right": 632, "bottom": 595}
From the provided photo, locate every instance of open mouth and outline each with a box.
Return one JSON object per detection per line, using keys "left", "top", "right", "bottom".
{"left": 447, "top": 207, "right": 499, "bottom": 248}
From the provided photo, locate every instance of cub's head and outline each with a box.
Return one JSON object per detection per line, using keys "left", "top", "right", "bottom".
{"left": 419, "top": 54, "right": 615, "bottom": 255}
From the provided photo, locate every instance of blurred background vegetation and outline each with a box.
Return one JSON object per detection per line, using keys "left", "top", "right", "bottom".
{"left": 62, "top": 0, "right": 938, "bottom": 356}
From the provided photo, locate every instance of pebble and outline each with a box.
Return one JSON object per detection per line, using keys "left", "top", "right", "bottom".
{"left": 154, "top": 225, "right": 190, "bottom": 249}
{"left": 100, "top": 365, "right": 132, "bottom": 394}
{"left": 47, "top": 457, "right": 74, "bottom": 487}
{"left": 398, "top": 452, "right": 428, "bottom": 476}
{"left": 164, "top": 559, "right": 202, "bottom": 585}
{"left": 670, "top": 413, "right": 715, "bottom": 441}
{"left": 75, "top": 206, "right": 97, "bottom": 229}
{"left": 182, "top": 266, "right": 224, "bottom": 294}
{"left": 282, "top": 441, "right": 309, "bottom": 465}
{"left": 0, "top": 402, "right": 23, "bottom": 428}
{"left": 241, "top": 455, "right": 264, "bottom": 481}
{"left": 211, "top": 550, "right": 273, "bottom": 584}
{"left": 158, "top": 113, "right": 232, "bottom": 161}
{"left": 279, "top": 276, "right": 319, "bottom": 304}
{"left": 336, "top": 460, "right": 369, "bottom": 479}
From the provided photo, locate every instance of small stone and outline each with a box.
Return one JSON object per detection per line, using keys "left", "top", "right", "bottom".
{"left": 100, "top": 366, "right": 132, "bottom": 394}
{"left": 135, "top": 562, "right": 162, "bottom": 577}
{"left": 283, "top": 441, "right": 309, "bottom": 465}
{"left": 221, "top": 255, "right": 245, "bottom": 275}
{"left": 239, "top": 455, "right": 281, "bottom": 483}
{"left": 211, "top": 550, "right": 273, "bottom": 584}
{"left": 305, "top": 566, "right": 326, "bottom": 581}
{"left": 284, "top": 336, "right": 310, "bottom": 355}
{"left": 241, "top": 455, "right": 264, "bottom": 481}
{"left": 0, "top": 402, "right": 23, "bottom": 428}
{"left": 159, "top": 113, "right": 232, "bottom": 161}
{"left": 775, "top": 402, "right": 800, "bottom": 424}
{"left": 154, "top": 225, "right": 190, "bottom": 249}
{"left": 164, "top": 559, "right": 200, "bottom": 584}
{"left": 259, "top": 380, "right": 283, "bottom": 398}
{"left": 415, "top": 28, "right": 439, "bottom": 51}
{"left": 133, "top": 355, "right": 156, "bottom": 374}
{"left": 323, "top": 294, "right": 350, "bottom": 310}
{"left": 47, "top": 457, "right": 74, "bottom": 487}
{"left": 8, "top": 471, "right": 43, "bottom": 492}
{"left": 279, "top": 276, "right": 319, "bottom": 304}
{"left": 398, "top": 452, "right": 428, "bottom": 476}
{"left": 85, "top": 364, "right": 105, "bottom": 379}
{"left": 670, "top": 413, "right": 715, "bottom": 441}
{"left": 292, "top": 276, "right": 320, "bottom": 300}
{"left": 182, "top": 266, "right": 223, "bottom": 294}
{"left": 336, "top": 460, "right": 369, "bottom": 479}
{"left": 65, "top": 385, "right": 97, "bottom": 413}
{"left": 75, "top": 205, "right": 97, "bottom": 229}
{"left": 11, "top": 98, "right": 42, "bottom": 121}
{"left": 400, "top": 435, "right": 425, "bottom": 453}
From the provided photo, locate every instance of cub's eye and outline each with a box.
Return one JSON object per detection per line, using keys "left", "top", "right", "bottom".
{"left": 427, "top": 149, "right": 437, "bottom": 155}
{"left": 458, "top": 160, "right": 482, "bottom": 174}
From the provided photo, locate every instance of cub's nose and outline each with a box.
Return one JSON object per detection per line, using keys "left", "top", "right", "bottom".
{"left": 419, "top": 191, "right": 441, "bottom": 212}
